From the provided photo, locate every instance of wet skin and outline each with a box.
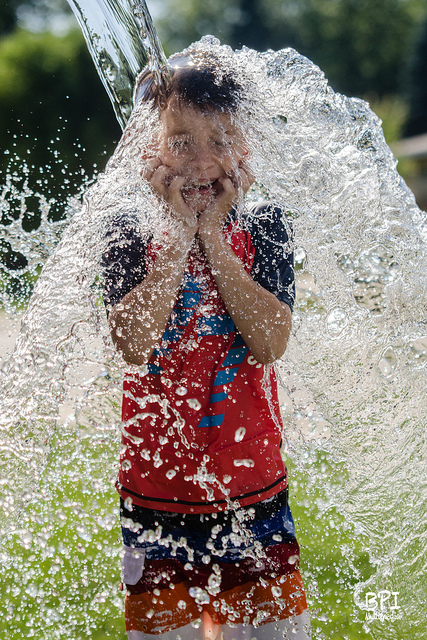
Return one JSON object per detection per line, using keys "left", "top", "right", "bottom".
{"left": 142, "top": 94, "right": 254, "bottom": 231}
{"left": 109, "top": 95, "right": 292, "bottom": 366}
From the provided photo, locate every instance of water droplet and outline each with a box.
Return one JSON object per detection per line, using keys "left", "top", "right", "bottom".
{"left": 233, "top": 458, "right": 255, "bottom": 468}
{"left": 144, "top": 529, "right": 159, "bottom": 543}
{"left": 124, "top": 497, "right": 133, "bottom": 511}
{"left": 153, "top": 451, "right": 163, "bottom": 468}
{"left": 273, "top": 114, "right": 287, "bottom": 128}
{"left": 326, "top": 307, "right": 348, "bottom": 337}
{"left": 122, "top": 459, "right": 132, "bottom": 471}
{"left": 410, "top": 337, "right": 427, "bottom": 363}
{"left": 208, "top": 572, "right": 221, "bottom": 592}
{"left": 190, "top": 618, "right": 202, "bottom": 629}
{"left": 234, "top": 427, "right": 246, "bottom": 442}
{"left": 177, "top": 599, "right": 187, "bottom": 609}
{"left": 272, "top": 586, "right": 282, "bottom": 598}
{"left": 378, "top": 346, "right": 397, "bottom": 377}
{"left": 189, "top": 586, "right": 210, "bottom": 604}
{"left": 187, "top": 398, "right": 201, "bottom": 410}
{"left": 20, "top": 531, "right": 33, "bottom": 548}
{"left": 176, "top": 386, "right": 187, "bottom": 396}
{"left": 294, "top": 247, "right": 306, "bottom": 267}
{"left": 166, "top": 469, "right": 176, "bottom": 479}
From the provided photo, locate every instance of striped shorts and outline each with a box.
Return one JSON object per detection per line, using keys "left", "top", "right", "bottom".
{"left": 120, "top": 489, "right": 311, "bottom": 639}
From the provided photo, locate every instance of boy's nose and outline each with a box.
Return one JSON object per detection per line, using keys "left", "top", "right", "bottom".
{"left": 191, "top": 145, "right": 214, "bottom": 170}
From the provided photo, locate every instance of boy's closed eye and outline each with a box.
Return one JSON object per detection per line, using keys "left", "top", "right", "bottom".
{"left": 168, "top": 136, "right": 192, "bottom": 152}
{"left": 166, "top": 135, "right": 232, "bottom": 154}
{"left": 212, "top": 138, "right": 232, "bottom": 150}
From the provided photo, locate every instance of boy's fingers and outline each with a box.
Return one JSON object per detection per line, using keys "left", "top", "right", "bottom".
{"left": 214, "top": 177, "right": 238, "bottom": 213}
{"left": 149, "top": 164, "right": 170, "bottom": 198}
{"left": 237, "top": 162, "right": 255, "bottom": 193}
{"left": 243, "top": 166, "right": 255, "bottom": 187}
{"left": 169, "top": 174, "right": 186, "bottom": 191}
{"left": 168, "top": 175, "right": 187, "bottom": 205}
{"left": 220, "top": 176, "right": 236, "bottom": 196}
{"left": 151, "top": 172, "right": 195, "bottom": 227}
{"left": 239, "top": 172, "right": 252, "bottom": 195}
{"left": 168, "top": 176, "right": 198, "bottom": 228}
{"left": 140, "top": 156, "right": 162, "bottom": 181}
{"left": 217, "top": 177, "right": 237, "bottom": 206}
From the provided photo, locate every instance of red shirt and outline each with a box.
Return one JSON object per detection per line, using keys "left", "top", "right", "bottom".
{"left": 103, "top": 203, "right": 295, "bottom": 513}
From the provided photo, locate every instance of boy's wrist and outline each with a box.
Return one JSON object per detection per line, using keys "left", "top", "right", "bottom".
{"left": 197, "top": 204, "right": 230, "bottom": 244}
{"left": 165, "top": 215, "right": 197, "bottom": 247}
{"left": 197, "top": 226, "right": 225, "bottom": 253}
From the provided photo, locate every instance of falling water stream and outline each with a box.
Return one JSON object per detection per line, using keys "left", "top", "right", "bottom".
{"left": 0, "top": 2, "right": 426, "bottom": 639}
{"left": 66, "top": 0, "right": 168, "bottom": 127}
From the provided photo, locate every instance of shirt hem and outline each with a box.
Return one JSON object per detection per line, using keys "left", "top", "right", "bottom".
{"left": 117, "top": 474, "right": 288, "bottom": 514}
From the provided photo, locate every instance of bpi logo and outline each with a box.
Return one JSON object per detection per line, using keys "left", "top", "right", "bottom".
{"left": 364, "top": 591, "right": 401, "bottom": 621}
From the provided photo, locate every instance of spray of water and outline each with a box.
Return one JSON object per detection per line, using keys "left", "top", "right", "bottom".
{"left": 0, "top": 29, "right": 426, "bottom": 640}
{"left": 66, "top": 0, "right": 168, "bottom": 128}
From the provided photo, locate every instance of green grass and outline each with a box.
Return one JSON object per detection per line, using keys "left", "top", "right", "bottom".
{"left": 287, "top": 453, "right": 374, "bottom": 640}
{"left": 1, "top": 431, "right": 377, "bottom": 639}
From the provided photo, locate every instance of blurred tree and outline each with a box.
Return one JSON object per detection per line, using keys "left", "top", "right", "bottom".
{"left": 0, "top": 0, "right": 72, "bottom": 35}
{"left": 226, "top": 0, "right": 273, "bottom": 51}
{"left": 154, "top": 0, "right": 227, "bottom": 55}
{"left": 403, "top": 14, "right": 427, "bottom": 137}
{"left": 0, "top": 2, "right": 18, "bottom": 35}
{"left": 0, "top": 28, "right": 121, "bottom": 227}
{"left": 157, "top": 0, "right": 426, "bottom": 97}
{"left": 277, "top": 0, "right": 425, "bottom": 97}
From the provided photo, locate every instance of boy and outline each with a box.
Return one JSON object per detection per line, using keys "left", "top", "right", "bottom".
{"left": 103, "top": 49, "right": 311, "bottom": 640}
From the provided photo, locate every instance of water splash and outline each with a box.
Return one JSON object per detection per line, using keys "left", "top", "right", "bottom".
{"left": 66, "top": 0, "right": 169, "bottom": 127}
{"left": 0, "top": 34, "right": 426, "bottom": 640}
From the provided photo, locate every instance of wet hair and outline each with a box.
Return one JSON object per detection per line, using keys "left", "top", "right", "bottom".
{"left": 134, "top": 52, "right": 242, "bottom": 114}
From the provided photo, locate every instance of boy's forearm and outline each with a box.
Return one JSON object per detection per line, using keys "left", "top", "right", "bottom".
{"left": 198, "top": 233, "right": 292, "bottom": 364}
{"left": 108, "top": 234, "right": 193, "bottom": 365}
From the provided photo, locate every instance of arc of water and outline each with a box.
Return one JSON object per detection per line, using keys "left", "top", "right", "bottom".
{"left": 66, "top": 0, "right": 170, "bottom": 129}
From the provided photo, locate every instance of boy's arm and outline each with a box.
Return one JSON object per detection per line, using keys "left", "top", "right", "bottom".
{"left": 199, "top": 230, "right": 292, "bottom": 365}
{"left": 108, "top": 169, "right": 197, "bottom": 365}
{"left": 198, "top": 176, "right": 292, "bottom": 365}
{"left": 108, "top": 235, "right": 192, "bottom": 365}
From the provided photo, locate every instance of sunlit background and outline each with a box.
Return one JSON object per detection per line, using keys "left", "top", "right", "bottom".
{"left": 1, "top": 3, "right": 426, "bottom": 640}
{"left": 1, "top": 0, "right": 427, "bottom": 221}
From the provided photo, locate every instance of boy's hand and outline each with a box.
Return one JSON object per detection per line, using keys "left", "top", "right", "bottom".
{"left": 141, "top": 156, "right": 198, "bottom": 234}
{"left": 198, "top": 161, "right": 254, "bottom": 243}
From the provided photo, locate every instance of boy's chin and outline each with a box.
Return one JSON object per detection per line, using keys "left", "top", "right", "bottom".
{"left": 182, "top": 192, "right": 216, "bottom": 214}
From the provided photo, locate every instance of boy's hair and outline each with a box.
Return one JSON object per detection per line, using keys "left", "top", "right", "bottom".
{"left": 134, "top": 51, "right": 242, "bottom": 113}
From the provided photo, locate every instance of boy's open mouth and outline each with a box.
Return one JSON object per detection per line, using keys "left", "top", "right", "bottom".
{"left": 181, "top": 179, "right": 220, "bottom": 198}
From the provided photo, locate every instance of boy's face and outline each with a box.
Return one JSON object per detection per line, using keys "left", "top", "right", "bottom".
{"left": 157, "top": 95, "right": 247, "bottom": 213}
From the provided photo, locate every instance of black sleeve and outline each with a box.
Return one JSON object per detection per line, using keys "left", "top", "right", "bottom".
{"left": 248, "top": 203, "right": 295, "bottom": 311}
{"left": 101, "top": 215, "right": 151, "bottom": 311}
